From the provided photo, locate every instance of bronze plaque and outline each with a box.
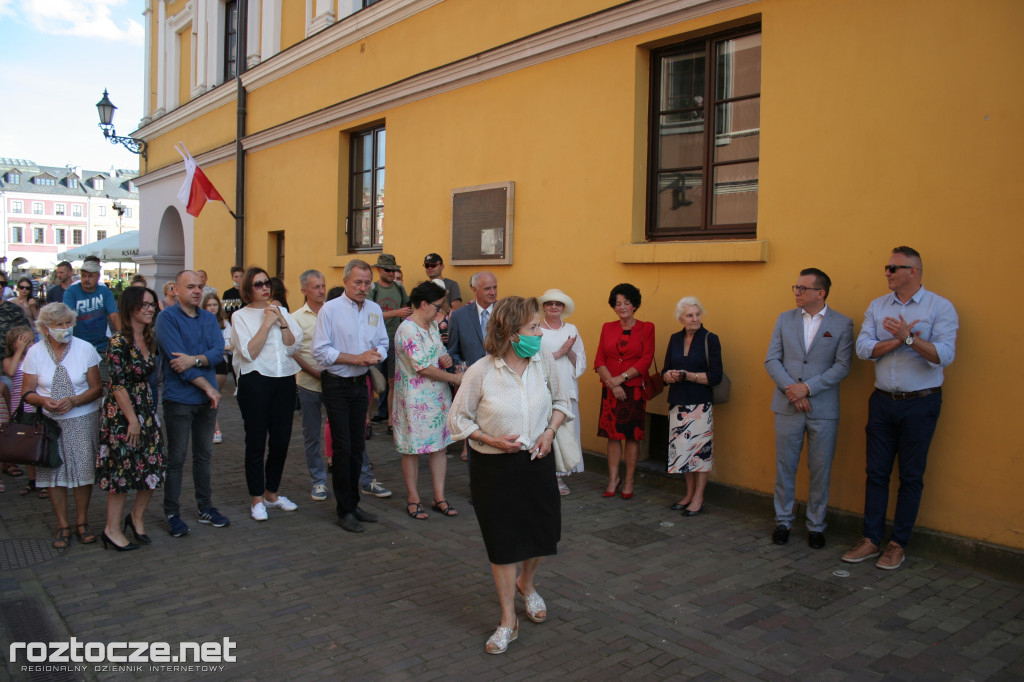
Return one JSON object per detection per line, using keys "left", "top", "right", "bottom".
{"left": 451, "top": 182, "right": 514, "bottom": 265}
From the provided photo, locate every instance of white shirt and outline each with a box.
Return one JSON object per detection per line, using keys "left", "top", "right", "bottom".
{"left": 22, "top": 337, "right": 101, "bottom": 420}
{"left": 539, "top": 320, "right": 586, "bottom": 400}
{"left": 220, "top": 320, "right": 233, "bottom": 351}
{"left": 448, "top": 351, "right": 573, "bottom": 454}
{"left": 230, "top": 305, "right": 302, "bottom": 378}
{"left": 312, "top": 292, "right": 389, "bottom": 378}
{"left": 802, "top": 303, "right": 827, "bottom": 352}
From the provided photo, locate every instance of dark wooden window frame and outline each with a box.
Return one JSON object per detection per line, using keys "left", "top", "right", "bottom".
{"left": 646, "top": 24, "right": 761, "bottom": 241}
{"left": 224, "top": 0, "right": 238, "bottom": 82}
{"left": 347, "top": 124, "right": 386, "bottom": 253}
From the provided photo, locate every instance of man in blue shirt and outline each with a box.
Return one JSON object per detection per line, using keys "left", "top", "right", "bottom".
{"left": 155, "top": 270, "right": 229, "bottom": 537}
{"left": 63, "top": 257, "right": 119, "bottom": 382}
{"left": 842, "top": 246, "right": 958, "bottom": 570}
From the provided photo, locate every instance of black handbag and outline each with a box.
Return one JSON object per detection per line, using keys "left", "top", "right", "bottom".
{"left": 705, "top": 334, "right": 731, "bottom": 405}
{"left": 1, "top": 402, "right": 62, "bottom": 468}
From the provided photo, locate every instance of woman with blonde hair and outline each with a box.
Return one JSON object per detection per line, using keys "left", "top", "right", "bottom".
{"left": 448, "top": 296, "right": 572, "bottom": 655}
{"left": 22, "top": 302, "right": 103, "bottom": 548}
{"left": 202, "top": 292, "right": 233, "bottom": 443}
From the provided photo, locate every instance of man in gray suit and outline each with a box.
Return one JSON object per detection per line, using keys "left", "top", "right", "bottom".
{"left": 446, "top": 271, "right": 497, "bottom": 368}
{"left": 765, "top": 268, "right": 854, "bottom": 548}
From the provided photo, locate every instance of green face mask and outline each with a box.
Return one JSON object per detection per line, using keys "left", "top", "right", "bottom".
{"left": 511, "top": 333, "right": 542, "bottom": 358}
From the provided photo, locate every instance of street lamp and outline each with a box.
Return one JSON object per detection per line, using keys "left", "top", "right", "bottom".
{"left": 96, "top": 89, "right": 147, "bottom": 158}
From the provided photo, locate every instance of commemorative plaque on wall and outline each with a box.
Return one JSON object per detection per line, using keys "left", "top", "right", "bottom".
{"left": 450, "top": 181, "right": 514, "bottom": 266}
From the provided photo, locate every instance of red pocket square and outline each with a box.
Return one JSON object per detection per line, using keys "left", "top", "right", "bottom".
{"left": 823, "top": 331, "right": 833, "bottom": 337}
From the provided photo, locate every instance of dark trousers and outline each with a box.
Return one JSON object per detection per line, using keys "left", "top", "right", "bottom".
{"left": 322, "top": 372, "right": 369, "bottom": 517}
{"left": 162, "top": 399, "right": 217, "bottom": 517}
{"left": 237, "top": 372, "right": 296, "bottom": 497}
{"left": 863, "top": 390, "right": 942, "bottom": 547}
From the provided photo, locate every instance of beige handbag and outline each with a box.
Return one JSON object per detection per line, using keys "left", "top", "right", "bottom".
{"left": 368, "top": 366, "right": 388, "bottom": 394}
{"left": 551, "top": 426, "right": 581, "bottom": 473}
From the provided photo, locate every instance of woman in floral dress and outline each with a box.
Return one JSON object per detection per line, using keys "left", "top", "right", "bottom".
{"left": 393, "top": 281, "right": 463, "bottom": 520}
{"left": 96, "top": 287, "right": 166, "bottom": 550}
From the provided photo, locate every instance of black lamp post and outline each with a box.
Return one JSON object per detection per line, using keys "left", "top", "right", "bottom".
{"left": 96, "top": 89, "right": 146, "bottom": 158}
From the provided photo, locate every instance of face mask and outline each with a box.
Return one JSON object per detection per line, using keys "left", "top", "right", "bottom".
{"left": 49, "top": 326, "right": 73, "bottom": 343}
{"left": 511, "top": 333, "right": 542, "bottom": 358}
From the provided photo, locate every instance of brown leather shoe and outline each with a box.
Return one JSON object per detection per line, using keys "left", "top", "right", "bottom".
{"left": 841, "top": 537, "right": 880, "bottom": 563}
{"left": 875, "top": 541, "right": 905, "bottom": 570}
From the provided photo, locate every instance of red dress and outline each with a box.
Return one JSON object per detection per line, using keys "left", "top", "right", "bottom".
{"left": 594, "top": 320, "right": 655, "bottom": 441}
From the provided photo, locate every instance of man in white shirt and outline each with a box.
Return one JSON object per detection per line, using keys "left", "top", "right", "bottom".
{"left": 293, "top": 269, "right": 330, "bottom": 502}
{"left": 764, "top": 268, "right": 853, "bottom": 550}
{"left": 312, "top": 260, "right": 390, "bottom": 533}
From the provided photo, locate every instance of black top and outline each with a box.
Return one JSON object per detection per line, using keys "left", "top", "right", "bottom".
{"left": 663, "top": 326, "right": 723, "bottom": 407}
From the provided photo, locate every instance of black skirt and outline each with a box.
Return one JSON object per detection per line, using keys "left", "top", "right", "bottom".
{"left": 469, "top": 445, "right": 561, "bottom": 565}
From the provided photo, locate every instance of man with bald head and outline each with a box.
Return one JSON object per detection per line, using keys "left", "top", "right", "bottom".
{"left": 155, "top": 269, "right": 229, "bottom": 537}
{"left": 446, "top": 271, "right": 497, "bottom": 369}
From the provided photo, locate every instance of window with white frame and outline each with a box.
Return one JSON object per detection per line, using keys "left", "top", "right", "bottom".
{"left": 72, "top": 230, "right": 83, "bottom": 245}
{"left": 32, "top": 202, "right": 43, "bottom": 215}
{"left": 11, "top": 200, "right": 22, "bottom": 213}
{"left": 92, "top": 177, "right": 104, "bottom": 190}
{"left": 96, "top": 205, "right": 104, "bottom": 217}
{"left": 33, "top": 227, "right": 45, "bottom": 244}
{"left": 34, "top": 176, "right": 56, "bottom": 186}
{"left": 348, "top": 124, "right": 386, "bottom": 251}
{"left": 68, "top": 178, "right": 78, "bottom": 188}
{"left": 97, "top": 230, "right": 107, "bottom": 241}
{"left": 56, "top": 203, "right": 66, "bottom": 216}
{"left": 55, "top": 228, "right": 66, "bottom": 244}
{"left": 12, "top": 226, "right": 23, "bottom": 242}
{"left": 5, "top": 172, "right": 20, "bottom": 183}
{"left": 126, "top": 207, "right": 133, "bottom": 218}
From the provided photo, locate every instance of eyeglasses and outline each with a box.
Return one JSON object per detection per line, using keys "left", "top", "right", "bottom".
{"left": 884, "top": 265, "right": 914, "bottom": 274}
{"left": 252, "top": 280, "right": 272, "bottom": 288}
{"left": 429, "top": 302, "right": 444, "bottom": 313}
{"left": 139, "top": 302, "right": 157, "bottom": 310}
{"left": 791, "top": 286, "right": 823, "bottom": 294}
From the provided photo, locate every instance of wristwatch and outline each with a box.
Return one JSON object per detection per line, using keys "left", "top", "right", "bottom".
{"left": 621, "top": 372, "right": 629, "bottom": 381}
{"left": 194, "top": 356, "right": 203, "bottom": 367}
{"left": 904, "top": 335, "right": 914, "bottom": 346}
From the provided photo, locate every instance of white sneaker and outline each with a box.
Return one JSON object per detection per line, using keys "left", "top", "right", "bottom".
{"left": 311, "top": 484, "right": 328, "bottom": 501}
{"left": 251, "top": 502, "right": 268, "bottom": 521}
{"left": 265, "top": 495, "right": 298, "bottom": 511}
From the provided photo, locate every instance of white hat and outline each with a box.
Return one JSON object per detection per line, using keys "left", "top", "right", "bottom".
{"left": 431, "top": 278, "right": 446, "bottom": 290}
{"left": 538, "top": 288, "right": 575, "bottom": 318}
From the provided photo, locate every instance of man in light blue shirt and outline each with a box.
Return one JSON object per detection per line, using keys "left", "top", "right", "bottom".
{"left": 842, "top": 246, "right": 958, "bottom": 570}
{"left": 313, "top": 259, "right": 389, "bottom": 533}
{"left": 64, "top": 258, "right": 119, "bottom": 382}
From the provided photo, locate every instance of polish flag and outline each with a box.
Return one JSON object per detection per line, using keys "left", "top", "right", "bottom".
{"left": 175, "top": 143, "right": 226, "bottom": 217}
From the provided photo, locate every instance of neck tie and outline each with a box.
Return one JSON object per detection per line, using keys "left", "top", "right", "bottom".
{"left": 480, "top": 308, "right": 489, "bottom": 335}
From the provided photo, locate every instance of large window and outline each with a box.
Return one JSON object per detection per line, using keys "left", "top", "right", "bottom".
{"left": 72, "top": 230, "right": 83, "bottom": 245}
{"left": 97, "top": 230, "right": 107, "bottom": 241}
{"left": 34, "top": 227, "right": 45, "bottom": 244}
{"left": 56, "top": 203, "right": 66, "bottom": 216}
{"left": 224, "top": 0, "right": 238, "bottom": 81}
{"left": 348, "top": 125, "right": 386, "bottom": 251}
{"left": 32, "top": 202, "right": 43, "bottom": 215}
{"left": 56, "top": 228, "right": 65, "bottom": 244}
{"left": 10, "top": 200, "right": 22, "bottom": 213}
{"left": 648, "top": 26, "right": 761, "bottom": 240}
{"left": 12, "top": 226, "right": 23, "bottom": 242}
{"left": 97, "top": 205, "right": 105, "bottom": 217}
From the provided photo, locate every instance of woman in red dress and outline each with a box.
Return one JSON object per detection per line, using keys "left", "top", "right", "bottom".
{"left": 593, "top": 283, "right": 655, "bottom": 499}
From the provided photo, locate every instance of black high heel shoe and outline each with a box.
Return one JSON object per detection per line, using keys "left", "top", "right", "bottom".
{"left": 124, "top": 515, "right": 152, "bottom": 545}
{"left": 101, "top": 531, "right": 139, "bottom": 552}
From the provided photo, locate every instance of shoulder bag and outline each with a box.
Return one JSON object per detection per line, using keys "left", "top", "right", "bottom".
{"left": 705, "top": 333, "right": 731, "bottom": 405}
{"left": 639, "top": 323, "right": 664, "bottom": 401}
{"left": 0, "top": 401, "right": 63, "bottom": 468}
{"left": 537, "top": 355, "right": 582, "bottom": 472}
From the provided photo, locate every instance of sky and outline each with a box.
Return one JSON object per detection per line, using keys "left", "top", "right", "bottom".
{"left": 0, "top": 0, "right": 145, "bottom": 172}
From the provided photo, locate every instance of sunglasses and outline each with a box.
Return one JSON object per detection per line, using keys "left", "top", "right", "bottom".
{"left": 253, "top": 280, "right": 272, "bottom": 289}
{"left": 424, "top": 261, "right": 441, "bottom": 267}
{"left": 883, "top": 265, "right": 914, "bottom": 274}
{"left": 17, "top": 285, "right": 31, "bottom": 291}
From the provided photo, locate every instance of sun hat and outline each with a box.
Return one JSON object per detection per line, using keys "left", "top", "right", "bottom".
{"left": 538, "top": 288, "right": 575, "bottom": 318}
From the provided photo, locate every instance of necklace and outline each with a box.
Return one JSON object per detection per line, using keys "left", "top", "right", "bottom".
{"left": 541, "top": 318, "right": 563, "bottom": 331}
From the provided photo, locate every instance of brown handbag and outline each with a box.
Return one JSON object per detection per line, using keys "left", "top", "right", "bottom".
{"left": 0, "top": 402, "right": 62, "bottom": 468}
{"left": 641, "top": 358, "right": 664, "bottom": 401}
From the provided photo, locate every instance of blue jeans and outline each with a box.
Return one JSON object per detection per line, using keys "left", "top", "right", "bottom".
{"left": 297, "top": 386, "right": 328, "bottom": 488}
{"left": 773, "top": 412, "right": 838, "bottom": 533}
{"left": 162, "top": 399, "right": 218, "bottom": 517}
{"left": 863, "top": 390, "right": 942, "bottom": 547}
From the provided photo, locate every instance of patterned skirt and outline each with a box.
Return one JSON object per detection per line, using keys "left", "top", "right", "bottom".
{"left": 597, "top": 385, "right": 646, "bottom": 441}
{"left": 35, "top": 411, "right": 101, "bottom": 489}
{"left": 667, "top": 403, "right": 713, "bottom": 474}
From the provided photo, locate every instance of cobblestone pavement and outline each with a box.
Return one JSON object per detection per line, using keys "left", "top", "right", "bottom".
{"left": 2, "top": 393, "right": 1022, "bottom": 681}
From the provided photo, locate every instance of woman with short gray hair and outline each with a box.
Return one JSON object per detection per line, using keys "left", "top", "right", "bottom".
{"left": 21, "top": 302, "right": 104, "bottom": 548}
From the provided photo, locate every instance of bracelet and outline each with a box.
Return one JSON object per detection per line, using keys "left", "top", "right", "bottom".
{"left": 544, "top": 426, "right": 556, "bottom": 435}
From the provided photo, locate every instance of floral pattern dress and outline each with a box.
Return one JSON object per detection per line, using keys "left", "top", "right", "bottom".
{"left": 392, "top": 319, "right": 452, "bottom": 454}
{"left": 97, "top": 333, "right": 166, "bottom": 493}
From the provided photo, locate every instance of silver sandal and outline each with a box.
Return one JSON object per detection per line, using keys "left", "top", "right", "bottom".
{"left": 485, "top": 620, "right": 518, "bottom": 654}
{"left": 517, "top": 586, "right": 547, "bottom": 623}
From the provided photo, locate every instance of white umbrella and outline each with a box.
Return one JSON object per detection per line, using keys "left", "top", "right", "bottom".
{"left": 58, "top": 230, "right": 140, "bottom": 262}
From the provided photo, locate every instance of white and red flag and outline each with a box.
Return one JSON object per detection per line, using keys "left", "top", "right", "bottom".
{"left": 175, "top": 143, "right": 226, "bottom": 217}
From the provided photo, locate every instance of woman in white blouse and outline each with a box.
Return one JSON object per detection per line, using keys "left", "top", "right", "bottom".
{"left": 538, "top": 289, "right": 586, "bottom": 494}
{"left": 448, "top": 296, "right": 572, "bottom": 655}
{"left": 230, "top": 267, "right": 303, "bottom": 522}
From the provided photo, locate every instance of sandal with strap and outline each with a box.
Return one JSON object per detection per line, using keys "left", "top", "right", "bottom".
{"left": 19, "top": 480, "right": 37, "bottom": 496}
{"left": 75, "top": 523, "right": 97, "bottom": 545}
{"left": 4, "top": 463, "right": 24, "bottom": 477}
{"left": 431, "top": 500, "right": 458, "bottom": 517}
{"left": 485, "top": 620, "right": 518, "bottom": 655}
{"left": 53, "top": 527, "right": 72, "bottom": 549}
{"left": 406, "top": 502, "right": 428, "bottom": 520}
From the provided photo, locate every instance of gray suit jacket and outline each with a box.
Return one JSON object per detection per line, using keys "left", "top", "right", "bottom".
{"left": 764, "top": 307, "right": 854, "bottom": 418}
{"left": 447, "top": 302, "right": 487, "bottom": 367}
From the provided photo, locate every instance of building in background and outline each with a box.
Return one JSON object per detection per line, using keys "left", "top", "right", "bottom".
{"left": 131, "top": 0, "right": 1024, "bottom": 554}
{"left": 0, "top": 158, "right": 139, "bottom": 275}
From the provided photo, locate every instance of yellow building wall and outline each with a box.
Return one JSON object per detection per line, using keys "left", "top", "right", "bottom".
{"left": 154, "top": 0, "right": 1024, "bottom": 549}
